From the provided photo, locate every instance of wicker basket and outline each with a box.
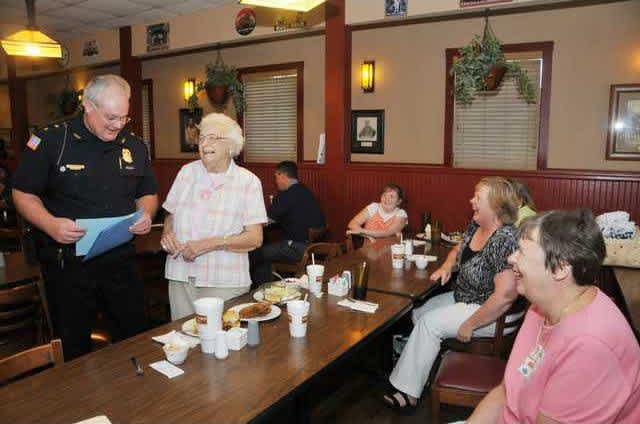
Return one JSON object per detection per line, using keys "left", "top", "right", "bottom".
{"left": 603, "top": 228, "right": 640, "bottom": 268}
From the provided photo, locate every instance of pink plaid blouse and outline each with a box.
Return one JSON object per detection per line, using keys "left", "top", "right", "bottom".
{"left": 163, "top": 160, "right": 267, "bottom": 288}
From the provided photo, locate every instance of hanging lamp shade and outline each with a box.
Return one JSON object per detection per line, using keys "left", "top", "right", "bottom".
{"left": 239, "top": 0, "right": 326, "bottom": 12}
{"left": 0, "top": 0, "right": 62, "bottom": 58}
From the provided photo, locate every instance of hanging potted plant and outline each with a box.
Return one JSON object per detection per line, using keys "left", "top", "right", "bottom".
{"left": 197, "top": 50, "right": 244, "bottom": 116}
{"left": 47, "top": 77, "right": 81, "bottom": 119}
{"left": 451, "top": 15, "right": 537, "bottom": 106}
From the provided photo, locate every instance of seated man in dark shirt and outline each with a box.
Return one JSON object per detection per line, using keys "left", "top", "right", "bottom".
{"left": 250, "top": 161, "right": 325, "bottom": 285}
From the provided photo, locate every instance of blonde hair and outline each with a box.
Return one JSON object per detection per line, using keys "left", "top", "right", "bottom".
{"left": 476, "top": 176, "right": 519, "bottom": 225}
{"left": 198, "top": 113, "right": 244, "bottom": 157}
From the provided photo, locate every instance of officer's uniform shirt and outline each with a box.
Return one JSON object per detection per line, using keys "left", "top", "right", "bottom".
{"left": 13, "top": 115, "right": 158, "bottom": 223}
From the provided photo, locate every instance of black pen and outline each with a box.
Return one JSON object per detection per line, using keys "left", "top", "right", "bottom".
{"left": 130, "top": 356, "right": 143, "bottom": 376}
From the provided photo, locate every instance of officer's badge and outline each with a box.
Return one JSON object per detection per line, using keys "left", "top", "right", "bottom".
{"left": 121, "top": 148, "right": 133, "bottom": 164}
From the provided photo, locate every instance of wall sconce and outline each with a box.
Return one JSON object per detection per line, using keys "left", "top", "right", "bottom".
{"left": 361, "top": 60, "right": 375, "bottom": 93}
{"left": 183, "top": 78, "right": 196, "bottom": 103}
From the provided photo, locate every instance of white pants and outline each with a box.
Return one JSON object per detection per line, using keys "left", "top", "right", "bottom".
{"left": 168, "top": 280, "right": 249, "bottom": 321}
{"left": 389, "top": 291, "right": 496, "bottom": 398}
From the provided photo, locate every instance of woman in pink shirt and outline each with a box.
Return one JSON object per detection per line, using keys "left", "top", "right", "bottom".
{"left": 466, "top": 209, "right": 640, "bottom": 424}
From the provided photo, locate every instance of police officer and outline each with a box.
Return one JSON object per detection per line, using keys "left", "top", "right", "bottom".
{"left": 12, "top": 74, "right": 159, "bottom": 360}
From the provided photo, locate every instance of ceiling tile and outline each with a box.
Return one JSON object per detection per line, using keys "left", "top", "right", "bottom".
{"left": 162, "top": 0, "right": 215, "bottom": 15}
{"left": 42, "top": 5, "right": 118, "bottom": 23}
{"left": 130, "top": 0, "right": 188, "bottom": 7}
{"left": 82, "top": 0, "right": 153, "bottom": 17}
{"left": 0, "top": 6, "right": 25, "bottom": 24}
{"left": 131, "top": 8, "right": 179, "bottom": 24}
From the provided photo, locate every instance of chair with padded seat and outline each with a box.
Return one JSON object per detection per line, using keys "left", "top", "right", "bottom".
{"left": 272, "top": 226, "right": 328, "bottom": 276}
{"left": 0, "top": 338, "right": 63, "bottom": 385}
{"left": 430, "top": 297, "right": 529, "bottom": 423}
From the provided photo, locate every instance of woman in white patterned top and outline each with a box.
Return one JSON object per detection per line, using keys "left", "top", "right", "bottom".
{"left": 161, "top": 113, "right": 268, "bottom": 320}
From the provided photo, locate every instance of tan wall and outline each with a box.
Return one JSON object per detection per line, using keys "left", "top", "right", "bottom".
{"left": 347, "top": 0, "right": 547, "bottom": 25}
{"left": 351, "top": 0, "right": 640, "bottom": 171}
{"left": 0, "top": 84, "right": 10, "bottom": 129}
{"left": 142, "top": 35, "right": 325, "bottom": 160}
{"left": 25, "top": 65, "right": 120, "bottom": 127}
{"left": 132, "top": 3, "right": 325, "bottom": 57}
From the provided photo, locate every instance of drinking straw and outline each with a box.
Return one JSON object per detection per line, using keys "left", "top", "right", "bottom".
{"left": 400, "top": 233, "right": 403, "bottom": 243}
{"left": 311, "top": 253, "right": 316, "bottom": 265}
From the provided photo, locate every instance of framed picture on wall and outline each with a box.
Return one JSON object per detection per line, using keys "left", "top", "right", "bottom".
{"left": 351, "top": 110, "right": 385, "bottom": 154}
{"left": 179, "top": 108, "right": 202, "bottom": 153}
{"left": 385, "top": 0, "right": 407, "bottom": 17}
{"left": 459, "top": 0, "right": 512, "bottom": 7}
{"left": 606, "top": 84, "right": 640, "bottom": 160}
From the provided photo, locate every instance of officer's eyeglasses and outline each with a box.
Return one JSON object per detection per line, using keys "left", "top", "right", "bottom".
{"left": 89, "top": 100, "right": 131, "bottom": 126}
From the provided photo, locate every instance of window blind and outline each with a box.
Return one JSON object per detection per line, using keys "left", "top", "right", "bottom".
{"left": 243, "top": 71, "right": 298, "bottom": 163}
{"left": 453, "top": 58, "right": 542, "bottom": 170}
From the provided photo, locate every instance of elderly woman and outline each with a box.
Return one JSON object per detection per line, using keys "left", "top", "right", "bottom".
{"left": 161, "top": 113, "right": 267, "bottom": 320}
{"left": 466, "top": 210, "right": 640, "bottom": 424}
{"left": 347, "top": 183, "right": 408, "bottom": 242}
{"left": 384, "top": 177, "right": 519, "bottom": 412}
{"left": 508, "top": 178, "right": 536, "bottom": 226}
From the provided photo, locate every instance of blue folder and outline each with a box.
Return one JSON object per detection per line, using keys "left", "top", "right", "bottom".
{"left": 76, "top": 210, "right": 143, "bottom": 261}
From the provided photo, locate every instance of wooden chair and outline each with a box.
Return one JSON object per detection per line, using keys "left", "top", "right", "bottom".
{"left": 430, "top": 298, "right": 529, "bottom": 423}
{"left": 0, "top": 279, "right": 52, "bottom": 345}
{"left": 273, "top": 242, "right": 342, "bottom": 278}
{"left": 272, "top": 227, "right": 327, "bottom": 276}
{"left": 0, "top": 339, "right": 63, "bottom": 384}
{"left": 344, "top": 233, "right": 366, "bottom": 253}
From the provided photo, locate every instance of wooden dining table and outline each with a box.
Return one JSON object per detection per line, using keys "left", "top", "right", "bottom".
{"left": 0, "top": 288, "right": 411, "bottom": 424}
{"left": 324, "top": 238, "right": 452, "bottom": 301}
{"left": 613, "top": 267, "right": 640, "bottom": 336}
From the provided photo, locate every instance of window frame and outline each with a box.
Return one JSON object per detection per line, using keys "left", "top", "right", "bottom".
{"left": 237, "top": 61, "right": 304, "bottom": 164}
{"left": 444, "top": 41, "right": 553, "bottom": 170}
{"left": 141, "top": 78, "right": 156, "bottom": 160}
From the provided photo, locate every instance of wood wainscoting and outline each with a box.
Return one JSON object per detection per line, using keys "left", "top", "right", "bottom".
{"left": 152, "top": 159, "right": 640, "bottom": 240}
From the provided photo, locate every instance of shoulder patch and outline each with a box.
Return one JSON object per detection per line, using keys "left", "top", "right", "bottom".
{"left": 27, "top": 134, "right": 42, "bottom": 151}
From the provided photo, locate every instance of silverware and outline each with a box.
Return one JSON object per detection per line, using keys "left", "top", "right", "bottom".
{"left": 347, "top": 297, "right": 378, "bottom": 307}
{"left": 130, "top": 356, "right": 144, "bottom": 376}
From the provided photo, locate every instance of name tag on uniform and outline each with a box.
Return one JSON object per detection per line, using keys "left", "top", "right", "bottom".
{"left": 66, "top": 164, "right": 85, "bottom": 171}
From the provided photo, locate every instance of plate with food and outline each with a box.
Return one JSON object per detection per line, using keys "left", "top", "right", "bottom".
{"left": 181, "top": 318, "right": 199, "bottom": 337}
{"left": 230, "top": 302, "right": 281, "bottom": 322}
{"left": 442, "top": 232, "right": 464, "bottom": 244}
{"left": 253, "top": 281, "right": 304, "bottom": 304}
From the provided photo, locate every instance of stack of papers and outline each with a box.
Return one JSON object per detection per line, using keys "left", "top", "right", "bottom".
{"left": 76, "top": 210, "right": 143, "bottom": 261}
{"left": 337, "top": 299, "right": 379, "bottom": 314}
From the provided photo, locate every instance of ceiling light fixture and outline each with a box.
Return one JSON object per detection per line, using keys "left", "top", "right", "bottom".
{"left": 1, "top": 0, "right": 62, "bottom": 58}
{"left": 239, "top": 0, "right": 326, "bottom": 13}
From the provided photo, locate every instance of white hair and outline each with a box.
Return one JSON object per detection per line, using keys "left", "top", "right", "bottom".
{"left": 83, "top": 74, "right": 131, "bottom": 106}
{"left": 198, "top": 113, "right": 245, "bottom": 157}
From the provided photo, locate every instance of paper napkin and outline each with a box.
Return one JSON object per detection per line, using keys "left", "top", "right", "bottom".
{"left": 149, "top": 360, "right": 184, "bottom": 379}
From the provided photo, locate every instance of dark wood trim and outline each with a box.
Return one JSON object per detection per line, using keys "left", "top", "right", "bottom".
{"left": 443, "top": 49, "right": 456, "bottom": 167}
{"left": 138, "top": 29, "right": 325, "bottom": 63}
{"left": 238, "top": 61, "right": 305, "bottom": 164}
{"left": 142, "top": 78, "right": 156, "bottom": 160}
{"left": 6, "top": 56, "right": 28, "bottom": 161}
{"left": 344, "top": 26, "right": 352, "bottom": 164}
{"left": 537, "top": 42, "right": 554, "bottom": 169}
{"left": 120, "top": 26, "right": 144, "bottom": 138}
{"left": 444, "top": 41, "right": 554, "bottom": 170}
{"left": 348, "top": 0, "right": 627, "bottom": 32}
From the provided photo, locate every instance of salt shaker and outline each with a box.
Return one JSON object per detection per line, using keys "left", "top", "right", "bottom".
{"left": 215, "top": 330, "right": 229, "bottom": 359}
{"left": 247, "top": 320, "right": 260, "bottom": 346}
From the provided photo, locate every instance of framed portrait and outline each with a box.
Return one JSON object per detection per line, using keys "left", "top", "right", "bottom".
{"left": 385, "top": 0, "right": 407, "bottom": 17}
{"left": 606, "top": 84, "right": 640, "bottom": 160}
{"left": 351, "top": 110, "right": 385, "bottom": 154}
{"left": 179, "top": 108, "right": 202, "bottom": 153}
{"left": 146, "top": 23, "right": 169, "bottom": 53}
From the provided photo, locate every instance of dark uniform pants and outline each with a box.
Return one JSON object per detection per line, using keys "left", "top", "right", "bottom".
{"left": 39, "top": 243, "right": 145, "bottom": 361}
{"left": 249, "top": 240, "right": 306, "bottom": 287}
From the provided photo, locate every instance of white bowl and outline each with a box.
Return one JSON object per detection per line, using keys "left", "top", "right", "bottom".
{"left": 163, "top": 342, "right": 189, "bottom": 365}
{"left": 414, "top": 255, "right": 429, "bottom": 270}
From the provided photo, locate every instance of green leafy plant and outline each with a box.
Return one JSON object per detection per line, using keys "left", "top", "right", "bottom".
{"left": 196, "top": 51, "right": 244, "bottom": 116}
{"left": 450, "top": 17, "right": 536, "bottom": 106}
